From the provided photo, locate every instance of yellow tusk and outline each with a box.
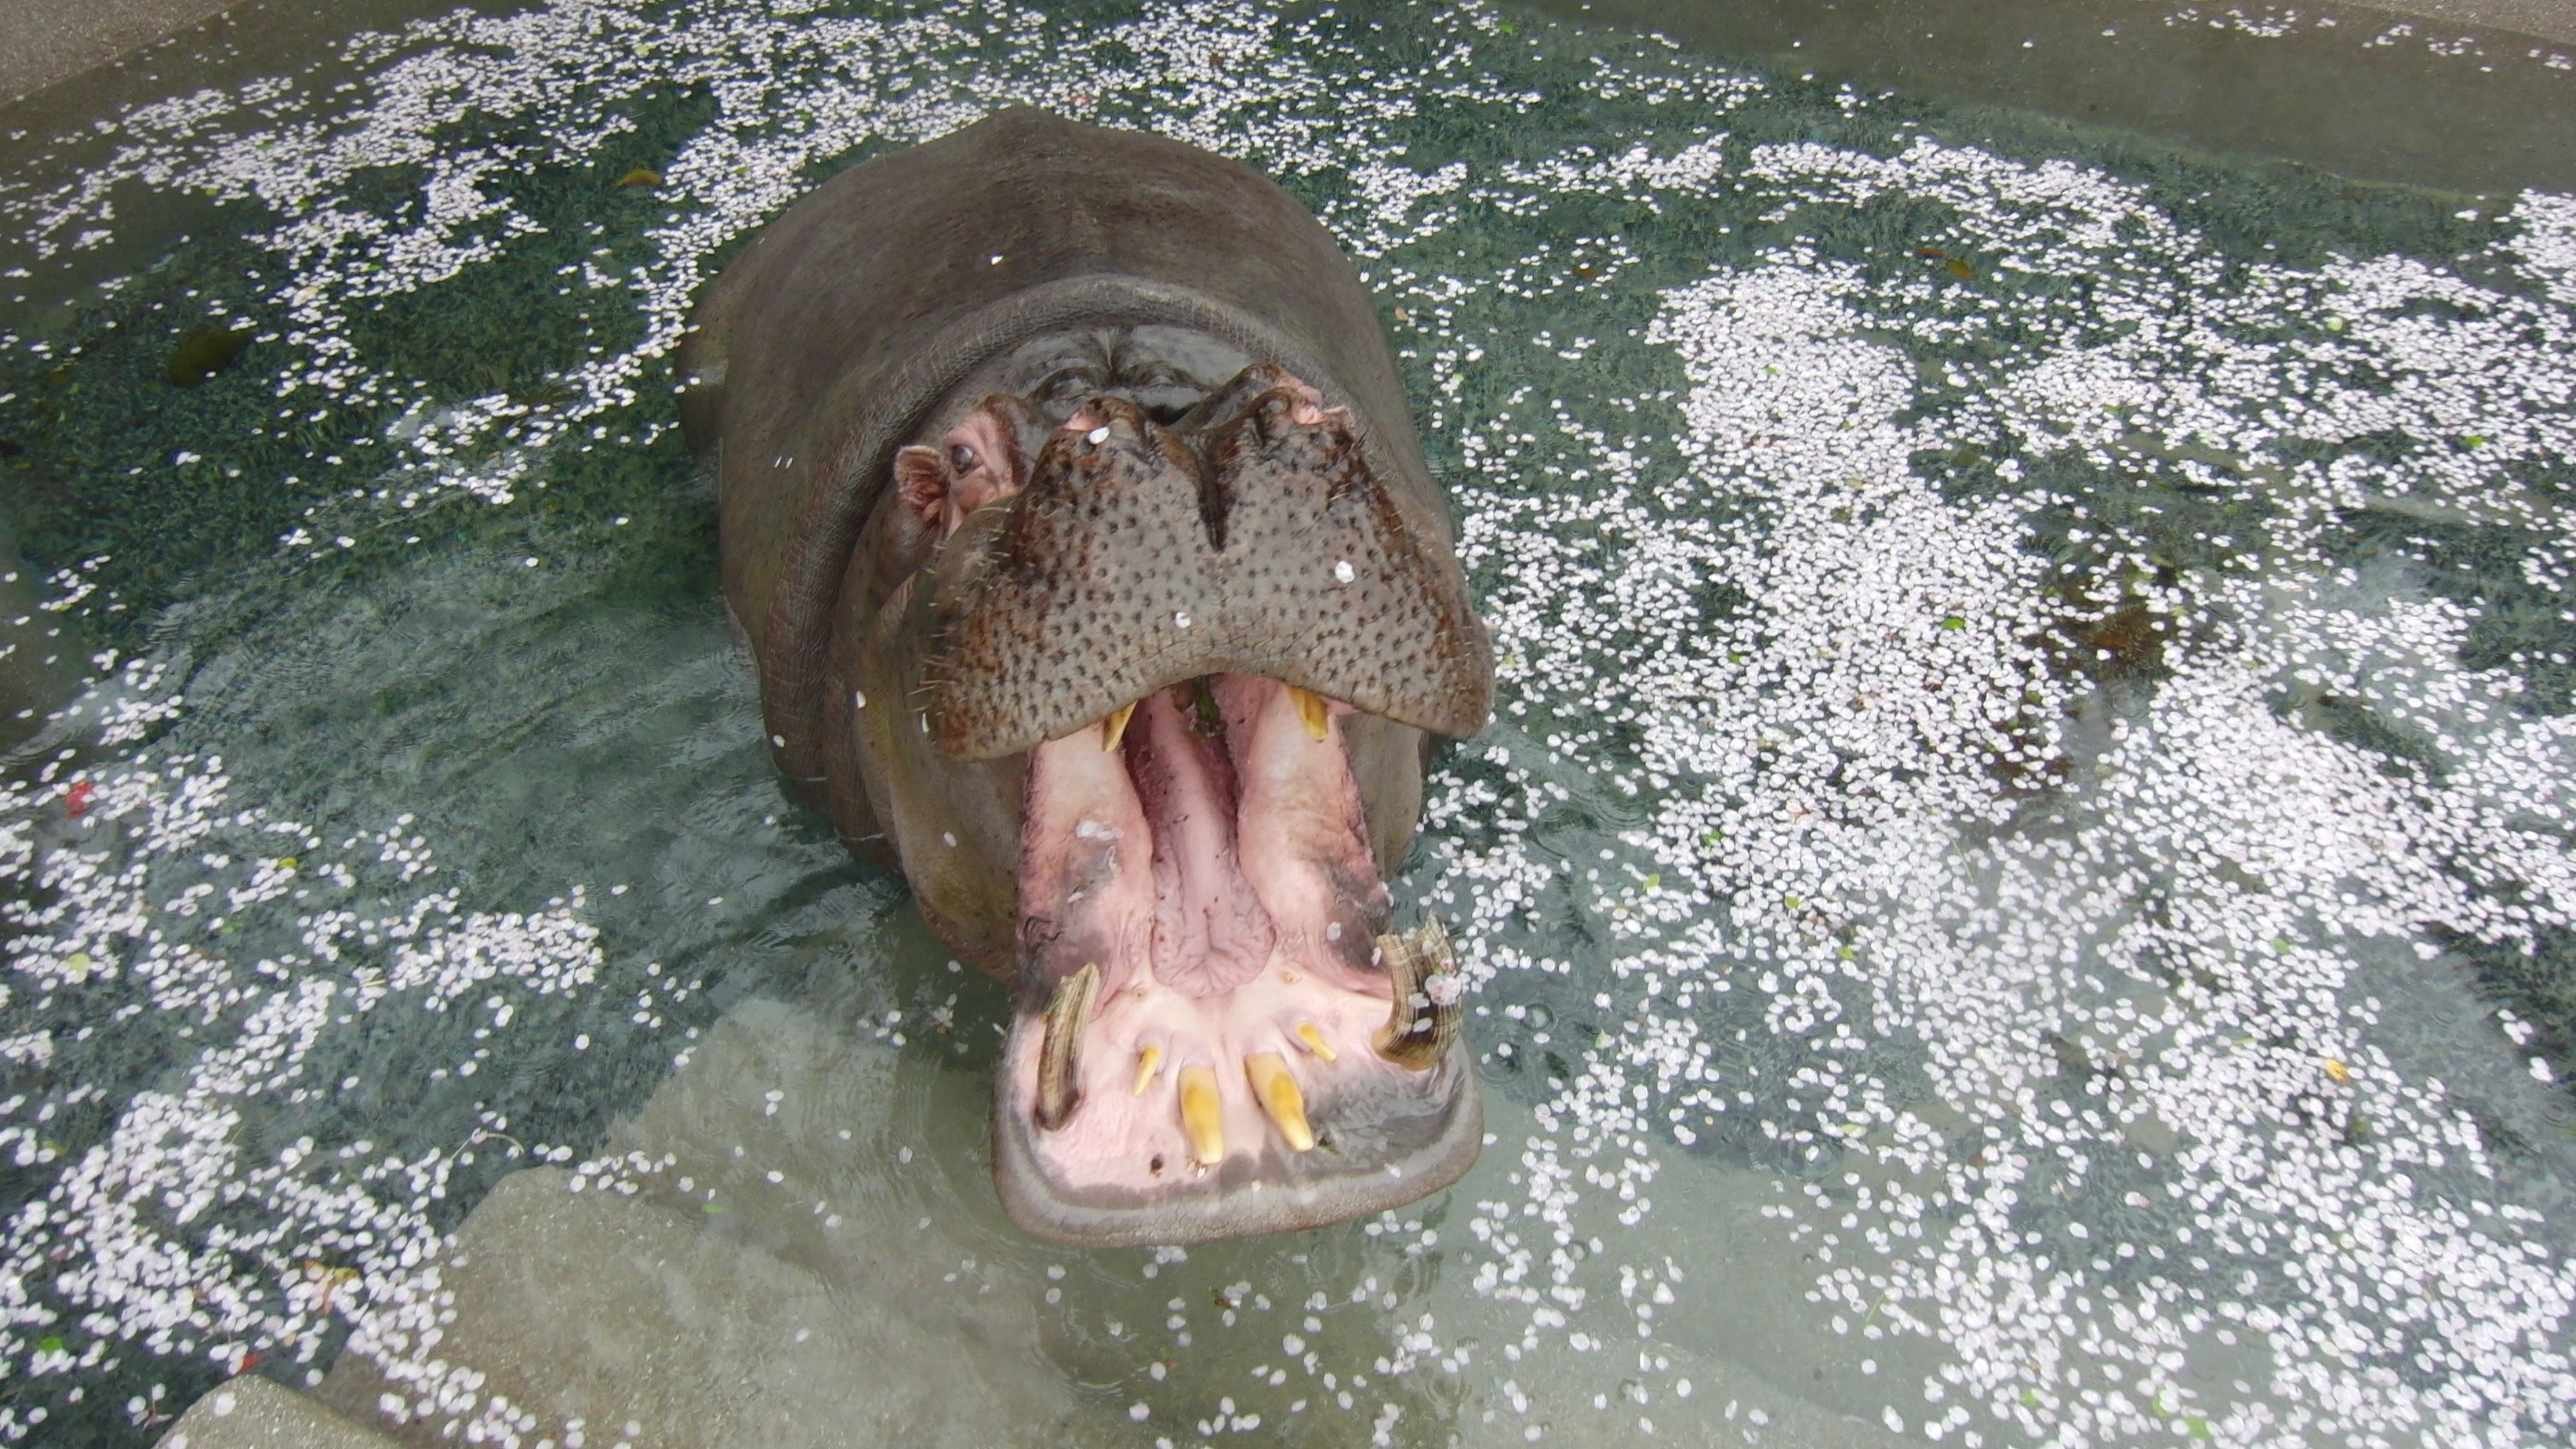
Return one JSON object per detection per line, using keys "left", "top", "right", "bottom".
{"left": 1179, "top": 1065, "right": 1225, "bottom": 1166}
{"left": 1288, "top": 685, "right": 1331, "bottom": 742}
{"left": 1101, "top": 701, "right": 1138, "bottom": 751}
{"left": 1295, "top": 1022, "right": 1339, "bottom": 1063}
{"left": 1244, "top": 1053, "right": 1315, "bottom": 1152}
{"left": 1132, "top": 1043, "right": 1164, "bottom": 1095}
{"left": 1034, "top": 962, "right": 1099, "bottom": 1131}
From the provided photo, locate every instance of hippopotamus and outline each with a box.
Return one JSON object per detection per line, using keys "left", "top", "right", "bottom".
{"left": 678, "top": 107, "right": 1494, "bottom": 1245}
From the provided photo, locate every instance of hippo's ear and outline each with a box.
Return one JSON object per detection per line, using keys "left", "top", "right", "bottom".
{"left": 895, "top": 445, "right": 949, "bottom": 525}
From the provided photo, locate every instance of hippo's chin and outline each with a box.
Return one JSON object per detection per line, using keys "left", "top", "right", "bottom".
{"left": 987, "top": 672, "right": 1477, "bottom": 1245}
{"left": 992, "top": 1036, "right": 1481, "bottom": 1247}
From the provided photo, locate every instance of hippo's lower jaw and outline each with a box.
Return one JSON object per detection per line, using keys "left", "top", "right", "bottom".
{"left": 991, "top": 673, "right": 1478, "bottom": 1246}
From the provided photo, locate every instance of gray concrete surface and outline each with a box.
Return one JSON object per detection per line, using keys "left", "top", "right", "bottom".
{"left": 159, "top": 1374, "right": 403, "bottom": 1449}
{"left": 0, "top": 0, "right": 237, "bottom": 104}
{"left": 2390, "top": 0, "right": 2576, "bottom": 40}
{"left": 279, "top": 999, "right": 1110, "bottom": 1448}
{"left": 7, "top": 0, "right": 2575, "bottom": 197}
{"left": 1542, "top": 0, "right": 2576, "bottom": 193}
{"left": 310, "top": 1168, "right": 1081, "bottom": 1448}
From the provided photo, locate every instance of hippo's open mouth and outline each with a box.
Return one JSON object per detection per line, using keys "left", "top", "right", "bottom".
{"left": 994, "top": 673, "right": 1477, "bottom": 1244}
{"left": 874, "top": 371, "right": 1491, "bottom": 1244}
{"left": 824, "top": 358, "right": 1493, "bottom": 1244}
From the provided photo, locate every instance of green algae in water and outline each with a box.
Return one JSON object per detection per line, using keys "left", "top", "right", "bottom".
{"left": 2, "top": 2, "right": 2574, "bottom": 1447}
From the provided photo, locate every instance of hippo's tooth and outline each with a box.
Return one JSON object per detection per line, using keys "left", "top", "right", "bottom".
{"left": 1132, "top": 1042, "right": 1164, "bottom": 1096}
{"left": 1034, "top": 961, "right": 1100, "bottom": 1130}
{"left": 1101, "top": 700, "right": 1139, "bottom": 751}
{"left": 1245, "top": 1052, "right": 1315, "bottom": 1153}
{"left": 1295, "top": 1021, "right": 1339, "bottom": 1063}
{"left": 1372, "top": 917, "right": 1462, "bottom": 1071}
{"left": 1178, "top": 1064, "right": 1225, "bottom": 1166}
{"left": 1287, "top": 685, "right": 1332, "bottom": 742}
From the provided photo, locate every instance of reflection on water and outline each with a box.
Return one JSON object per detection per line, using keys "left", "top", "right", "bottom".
{"left": 1, "top": 2, "right": 2573, "bottom": 1445}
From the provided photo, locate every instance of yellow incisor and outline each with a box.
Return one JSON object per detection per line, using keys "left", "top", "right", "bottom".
{"left": 1132, "top": 1043, "right": 1164, "bottom": 1095}
{"left": 1101, "top": 701, "right": 1139, "bottom": 751}
{"left": 1244, "top": 1052, "right": 1315, "bottom": 1152}
{"left": 1287, "top": 685, "right": 1332, "bottom": 741}
{"left": 1179, "top": 1064, "right": 1225, "bottom": 1166}
{"left": 1295, "top": 1021, "right": 1339, "bottom": 1063}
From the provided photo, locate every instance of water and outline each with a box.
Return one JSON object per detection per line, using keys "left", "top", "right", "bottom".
{"left": 2, "top": 2, "right": 2573, "bottom": 1445}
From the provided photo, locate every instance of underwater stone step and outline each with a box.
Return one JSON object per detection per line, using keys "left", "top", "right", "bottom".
{"left": 598, "top": 997, "right": 1053, "bottom": 1342}
{"left": 161, "top": 1372, "right": 403, "bottom": 1449}
{"left": 305, "top": 996, "right": 1103, "bottom": 1446}
{"left": 307, "top": 1165, "right": 1071, "bottom": 1447}
{"left": 597, "top": 997, "right": 1113, "bottom": 1438}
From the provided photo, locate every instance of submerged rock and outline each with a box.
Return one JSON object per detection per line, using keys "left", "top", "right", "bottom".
{"left": 162, "top": 1374, "right": 398, "bottom": 1449}
{"left": 310, "top": 1000, "right": 1108, "bottom": 1447}
{"left": 165, "top": 327, "right": 254, "bottom": 387}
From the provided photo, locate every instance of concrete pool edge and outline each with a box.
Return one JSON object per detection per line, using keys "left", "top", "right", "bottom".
{"left": 1521, "top": 0, "right": 2576, "bottom": 195}
{"left": 9, "top": 0, "right": 2576, "bottom": 111}
{"left": 0, "top": 0, "right": 238, "bottom": 106}
{"left": 0, "top": 0, "right": 514, "bottom": 134}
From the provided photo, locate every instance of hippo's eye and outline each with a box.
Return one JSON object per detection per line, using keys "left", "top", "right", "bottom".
{"left": 948, "top": 443, "right": 979, "bottom": 473}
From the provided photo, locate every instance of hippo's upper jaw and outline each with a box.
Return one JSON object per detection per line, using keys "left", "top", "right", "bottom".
{"left": 904, "top": 376, "right": 1489, "bottom": 1244}
{"left": 924, "top": 378, "right": 1491, "bottom": 761}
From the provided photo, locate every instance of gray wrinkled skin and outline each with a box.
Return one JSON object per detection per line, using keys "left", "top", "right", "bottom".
{"left": 679, "top": 108, "right": 1495, "bottom": 1242}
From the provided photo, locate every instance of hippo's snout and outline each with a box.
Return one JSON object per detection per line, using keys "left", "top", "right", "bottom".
{"left": 924, "top": 388, "right": 1492, "bottom": 761}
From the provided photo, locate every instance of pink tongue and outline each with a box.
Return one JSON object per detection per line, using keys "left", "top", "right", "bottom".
{"left": 1127, "top": 689, "right": 1274, "bottom": 996}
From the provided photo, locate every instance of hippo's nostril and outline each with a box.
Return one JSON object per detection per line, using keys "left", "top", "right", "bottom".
{"left": 1252, "top": 393, "right": 1299, "bottom": 443}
